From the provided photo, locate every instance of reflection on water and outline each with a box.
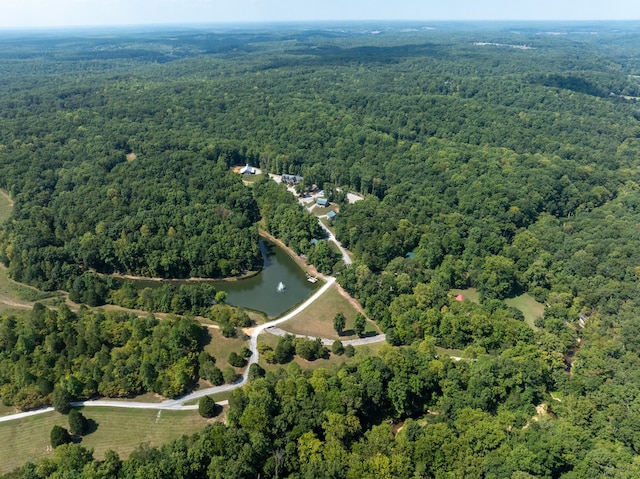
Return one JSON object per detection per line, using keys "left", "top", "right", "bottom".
{"left": 212, "top": 239, "right": 318, "bottom": 317}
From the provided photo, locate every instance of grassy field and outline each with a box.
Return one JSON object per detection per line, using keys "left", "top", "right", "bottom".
{"left": 0, "top": 264, "right": 60, "bottom": 309}
{"left": 313, "top": 205, "right": 337, "bottom": 217}
{"left": 0, "top": 190, "right": 12, "bottom": 224}
{"left": 257, "top": 331, "right": 386, "bottom": 374}
{"left": 449, "top": 287, "right": 543, "bottom": 330}
{"left": 0, "top": 407, "right": 217, "bottom": 475}
{"left": 450, "top": 288, "right": 481, "bottom": 304}
{"left": 204, "top": 327, "right": 250, "bottom": 371}
{"left": 280, "top": 283, "right": 378, "bottom": 340}
{"left": 0, "top": 403, "right": 17, "bottom": 418}
{"left": 436, "top": 346, "right": 465, "bottom": 358}
{"left": 240, "top": 173, "right": 264, "bottom": 184}
{"left": 505, "top": 293, "right": 544, "bottom": 330}
{"left": 319, "top": 216, "right": 335, "bottom": 232}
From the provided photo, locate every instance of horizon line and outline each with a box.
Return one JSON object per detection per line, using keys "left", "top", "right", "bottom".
{"left": 1, "top": 18, "right": 640, "bottom": 32}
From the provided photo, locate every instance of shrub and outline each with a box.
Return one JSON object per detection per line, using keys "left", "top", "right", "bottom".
{"left": 68, "top": 409, "right": 89, "bottom": 436}
{"left": 52, "top": 385, "right": 72, "bottom": 414}
{"left": 248, "top": 363, "right": 266, "bottom": 381}
{"left": 198, "top": 395, "right": 217, "bottom": 418}
{"left": 228, "top": 352, "right": 247, "bottom": 368}
{"left": 50, "top": 425, "right": 72, "bottom": 448}
{"left": 223, "top": 366, "right": 238, "bottom": 384}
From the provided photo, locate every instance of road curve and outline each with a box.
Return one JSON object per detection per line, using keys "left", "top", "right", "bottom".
{"left": 0, "top": 179, "right": 358, "bottom": 423}
{"left": 317, "top": 216, "right": 352, "bottom": 265}
{"left": 0, "top": 407, "right": 54, "bottom": 423}
{"left": 0, "top": 278, "right": 337, "bottom": 422}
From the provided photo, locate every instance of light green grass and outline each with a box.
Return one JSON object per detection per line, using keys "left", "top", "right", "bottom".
{"left": 256, "top": 331, "right": 383, "bottom": 374}
{"left": 281, "top": 284, "right": 377, "bottom": 340}
{"left": 0, "top": 265, "right": 59, "bottom": 309}
{"left": 0, "top": 190, "right": 12, "bottom": 224}
{"left": 313, "top": 205, "right": 336, "bottom": 216}
{"left": 319, "top": 217, "right": 337, "bottom": 236}
{"left": 205, "top": 327, "right": 250, "bottom": 371}
{"left": 0, "top": 407, "right": 217, "bottom": 475}
{"left": 436, "top": 346, "right": 465, "bottom": 358}
{"left": 0, "top": 403, "right": 17, "bottom": 418}
{"left": 451, "top": 288, "right": 480, "bottom": 304}
{"left": 505, "top": 293, "right": 544, "bottom": 330}
{"left": 241, "top": 173, "right": 264, "bottom": 184}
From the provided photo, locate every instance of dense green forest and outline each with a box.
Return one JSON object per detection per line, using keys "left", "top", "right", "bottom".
{"left": 4, "top": 20, "right": 640, "bottom": 477}
{"left": 0, "top": 305, "right": 221, "bottom": 410}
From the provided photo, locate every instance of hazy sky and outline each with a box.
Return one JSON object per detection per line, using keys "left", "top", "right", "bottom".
{"left": 1, "top": 0, "right": 638, "bottom": 29}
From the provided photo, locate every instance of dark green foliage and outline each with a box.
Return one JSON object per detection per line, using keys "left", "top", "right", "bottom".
{"left": 208, "top": 367, "right": 224, "bottom": 386}
{"left": 221, "top": 324, "right": 236, "bottom": 338}
{"left": 248, "top": 363, "right": 266, "bottom": 381}
{"left": 332, "top": 339, "right": 344, "bottom": 355}
{"left": 67, "top": 409, "right": 88, "bottom": 436}
{"left": 6, "top": 23, "right": 640, "bottom": 478}
{"left": 50, "top": 425, "right": 72, "bottom": 448}
{"left": 307, "top": 240, "right": 339, "bottom": 275}
{"left": 52, "top": 385, "right": 72, "bottom": 415}
{"left": 198, "top": 395, "right": 217, "bottom": 418}
{"left": 353, "top": 313, "right": 366, "bottom": 337}
{"left": 273, "top": 334, "right": 296, "bottom": 364}
{"left": 211, "top": 305, "right": 251, "bottom": 339}
{"left": 294, "top": 337, "right": 327, "bottom": 361}
{"left": 1, "top": 155, "right": 262, "bottom": 291}
{"left": 253, "top": 178, "right": 323, "bottom": 256}
{"left": 0, "top": 306, "right": 209, "bottom": 409}
{"left": 333, "top": 312, "right": 346, "bottom": 336}
{"left": 222, "top": 366, "right": 238, "bottom": 384}
{"left": 344, "top": 344, "right": 356, "bottom": 358}
{"left": 228, "top": 351, "right": 247, "bottom": 368}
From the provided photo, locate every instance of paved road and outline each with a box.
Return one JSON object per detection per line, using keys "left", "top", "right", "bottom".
{"left": 0, "top": 176, "right": 359, "bottom": 423}
{"left": 0, "top": 278, "right": 337, "bottom": 422}
{"left": 266, "top": 327, "right": 385, "bottom": 347}
{"left": 0, "top": 407, "right": 54, "bottom": 423}
{"left": 316, "top": 215, "right": 353, "bottom": 265}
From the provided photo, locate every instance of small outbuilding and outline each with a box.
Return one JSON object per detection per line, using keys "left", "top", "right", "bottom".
{"left": 327, "top": 211, "right": 337, "bottom": 221}
{"left": 454, "top": 294, "right": 465, "bottom": 302}
{"left": 240, "top": 164, "right": 256, "bottom": 174}
{"left": 316, "top": 198, "right": 329, "bottom": 207}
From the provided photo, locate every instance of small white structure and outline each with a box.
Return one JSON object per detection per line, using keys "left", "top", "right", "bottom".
{"left": 240, "top": 164, "right": 256, "bottom": 175}
{"left": 277, "top": 281, "right": 285, "bottom": 292}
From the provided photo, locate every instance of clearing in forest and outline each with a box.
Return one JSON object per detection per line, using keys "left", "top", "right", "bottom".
{"left": 0, "top": 189, "right": 12, "bottom": 224}
{"left": 280, "top": 283, "right": 378, "bottom": 339}
{"left": 0, "top": 407, "right": 216, "bottom": 475}
{"left": 505, "top": 293, "right": 544, "bottom": 330}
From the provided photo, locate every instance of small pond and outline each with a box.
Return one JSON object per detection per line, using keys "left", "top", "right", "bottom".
{"left": 212, "top": 239, "right": 318, "bottom": 317}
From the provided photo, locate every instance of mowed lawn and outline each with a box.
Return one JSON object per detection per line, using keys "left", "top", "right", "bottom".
{"left": 280, "top": 284, "right": 379, "bottom": 340}
{"left": 0, "top": 407, "right": 216, "bottom": 475}
{"left": 505, "top": 293, "right": 545, "bottom": 330}
{"left": 256, "top": 331, "right": 387, "bottom": 374}
{"left": 450, "top": 288, "right": 481, "bottom": 304}
{"left": 450, "top": 288, "right": 544, "bottom": 331}
{"left": 204, "top": 327, "right": 250, "bottom": 371}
